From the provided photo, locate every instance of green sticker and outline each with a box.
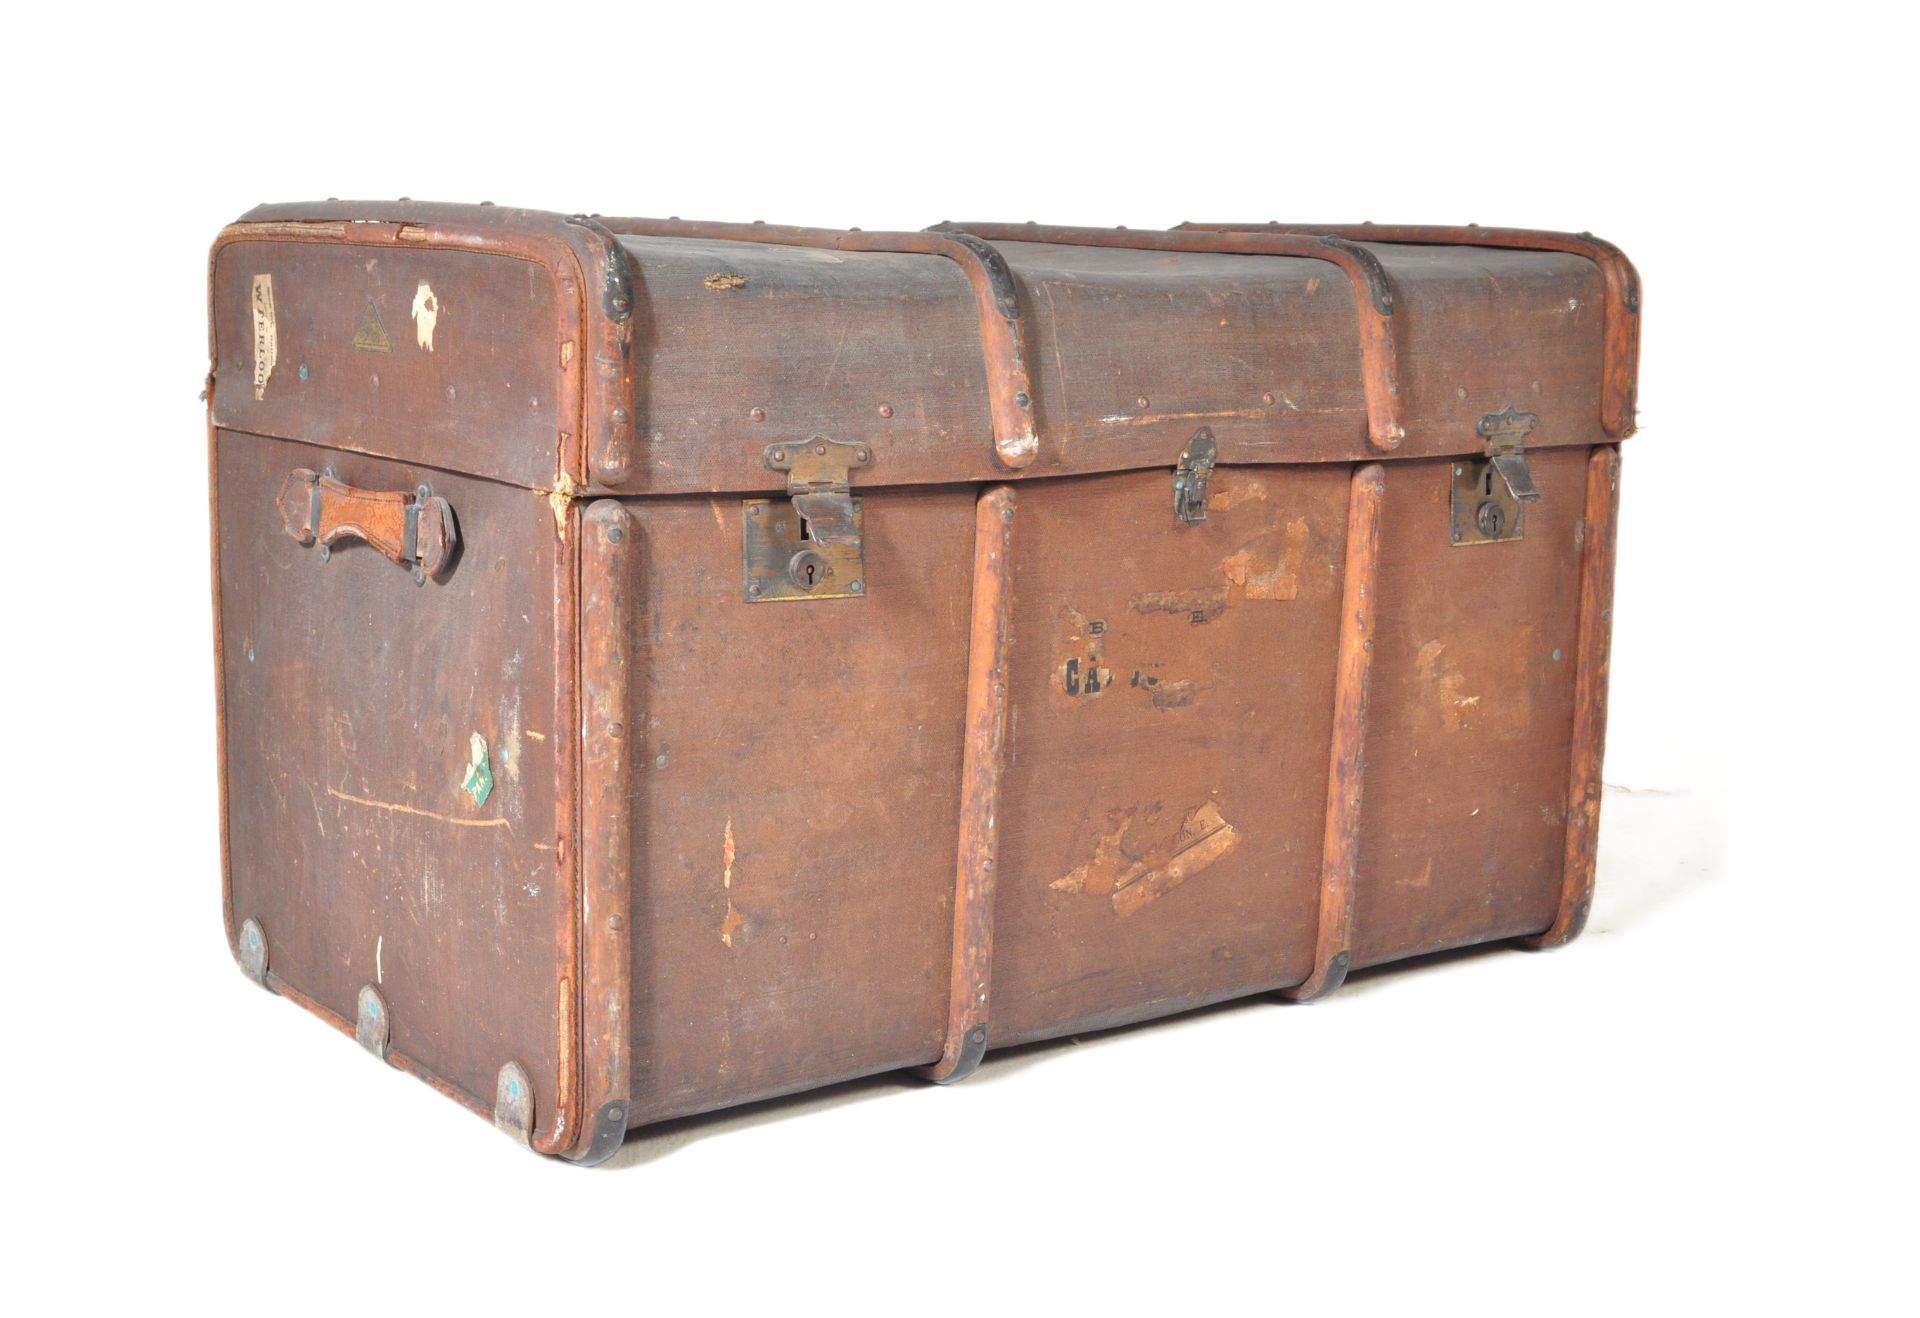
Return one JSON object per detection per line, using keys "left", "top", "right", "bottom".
{"left": 462, "top": 732, "right": 494, "bottom": 807}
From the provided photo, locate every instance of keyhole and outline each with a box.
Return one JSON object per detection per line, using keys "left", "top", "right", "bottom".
{"left": 787, "top": 549, "right": 830, "bottom": 591}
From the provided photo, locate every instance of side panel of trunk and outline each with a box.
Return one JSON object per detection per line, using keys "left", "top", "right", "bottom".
{"left": 217, "top": 432, "right": 568, "bottom": 1136}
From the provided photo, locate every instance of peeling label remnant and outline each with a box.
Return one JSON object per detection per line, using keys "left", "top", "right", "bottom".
{"left": 704, "top": 273, "right": 749, "bottom": 291}
{"left": 1206, "top": 474, "right": 1271, "bottom": 512}
{"left": 251, "top": 274, "right": 277, "bottom": 399}
{"left": 353, "top": 297, "right": 392, "bottom": 353}
{"left": 547, "top": 470, "right": 578, "bottom": 538}
{"left": 720, "top": 817, "right": 742, "bottom": 946}
{"left": 1220, "top": 517, "right": 1311, "bottom": 601}
{"left": 1133, "top": 587, "right": 1229, "bottom": 623}
{"left": 1415, "top": 640, "right": 1482, "bottom": 732}
{"left": 411, "top": 281, "right": 440, "bottom": 351}
{"left": 1149, "top": 679, "right": 1200, "bottom": 710}
{"left": 462, "top": 732, "right": 494, "bottom": 806}
{"left": 1113, "top": 804, "right": 1240, "bottom": 916}
{"left": 1052, "top": 803, "right": 1242, "bottom": 915}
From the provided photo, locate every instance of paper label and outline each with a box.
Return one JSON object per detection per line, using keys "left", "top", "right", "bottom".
{"left": 352, "top": 297, "right": 392, "bottom": 353}
{"left": 251, "top": 274, "right": 277, "bottom": 400}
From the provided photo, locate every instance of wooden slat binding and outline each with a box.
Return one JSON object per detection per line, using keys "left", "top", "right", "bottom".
{"left": 918, "top": 484, "right": 1018, "bottom": 1083}
{"left": 571, "top": 499, "right": 636, "bottom": 1162}
{"left": 1179, "top": 222, "right": 1640, "bottom": 438}
{"left": 1283, "top": 463, "right": 1386, "bottom": 1001}
{"left": 933, "top": 222, "right": 1407, "bottom": 453}
{"left": 599, "top": 218, "right": 1038, "bottom": 470}
{"left": 1523, "top": 445, "right": 1622, "bottom": 948}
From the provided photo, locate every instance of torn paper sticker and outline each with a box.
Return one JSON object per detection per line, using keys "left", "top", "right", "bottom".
{"left": 412, "top": 281, "right": 440, "bottom": 351}
{"left": 251, "top": 274, "right": 277, "bottom": 399}
{"left": 462, "top": 732, "right": 493, "bottom": 806}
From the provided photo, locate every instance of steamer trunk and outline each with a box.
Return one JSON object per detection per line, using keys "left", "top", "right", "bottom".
{"left": 208, "top": 203, "right": 1634, "bottom": 1162}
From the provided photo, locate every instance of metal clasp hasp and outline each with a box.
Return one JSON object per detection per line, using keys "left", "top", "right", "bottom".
{"left": 742, "top": 436, "right": 873, "bottom": 602}
{"left": 1174, "top": 427, "right": 1217, "bottom": 525}
{"left": 1451, "top": 407, "right": 1541, "bottom": 545}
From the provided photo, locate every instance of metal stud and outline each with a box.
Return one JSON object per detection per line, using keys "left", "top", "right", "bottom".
{"left": 495, "top": 1061, "right": 534, "bottom": 1145}
{"left": 237, "top": 917, "right": 270, "bottom": 989}
{"left": 355, "top": 985, "right": 391, "bottom": 1062}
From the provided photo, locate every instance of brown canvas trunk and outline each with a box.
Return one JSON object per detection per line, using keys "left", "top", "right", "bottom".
{"left": 208, "top": 202, "right": 1636, "bottom": 1163}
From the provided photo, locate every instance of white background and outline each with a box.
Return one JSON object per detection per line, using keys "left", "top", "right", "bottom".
{"left": 4, "top": 4, "right": 1904, "bottom": 1312}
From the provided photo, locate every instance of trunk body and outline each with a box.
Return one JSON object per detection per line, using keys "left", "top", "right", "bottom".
{"left": 208, "top": 203, "right": 1633, "bottom": 1160}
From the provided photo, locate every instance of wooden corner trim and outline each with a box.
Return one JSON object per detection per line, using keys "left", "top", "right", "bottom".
{"left": 1524, "top": 445, "right": 1622, "bottom": 948}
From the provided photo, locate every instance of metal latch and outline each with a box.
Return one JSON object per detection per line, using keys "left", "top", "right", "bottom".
{"left": 742, "top": 436, "right": 872, "bottom": 602}
{"left": 1174, "top": 427, "right": 1217, "bottom": 525}
{"left": 1451, "top": 407, "right": 1541, "bottom": 545}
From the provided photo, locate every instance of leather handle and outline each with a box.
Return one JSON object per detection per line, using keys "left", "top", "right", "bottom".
{"left": 276, "top": 468, "right": 458, "bottom": 581}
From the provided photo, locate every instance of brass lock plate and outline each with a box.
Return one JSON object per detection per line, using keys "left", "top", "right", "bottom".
{"left": 1450, "top": 458, "right": 1528, "bottom": 545}
{"left": 1451, "top": 407, "right": 1540, "bottom": 546}
{"left": 741, "top": 497, "right": 866, "bottom": 602}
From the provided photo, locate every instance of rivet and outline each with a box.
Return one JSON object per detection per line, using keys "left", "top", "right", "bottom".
{"left": 612, "top": 296, "right": 630, "bottom": 313}
{"left": 1261, "top": 392, "right": 1275, "bottom": 405}
{"left": 608, "top": 914, "right": 624, "bottom": 931}
{"left": 850, "top": 580, "right": 865, "bottom": 594}
{"left": 770, "top": 447, "right": 786, "bottom": 462}
{"left": 1137, "top": 396, "right": 1150, "bottom": 410}
{"left": 748, "top": 583, "right": 762, "bottom": 597}
{"left": 606, "top": 525, "right": 624, "bottom": 543}
{"left": 856, "top": 448, "right": 871, "bottom": 463}
{"left": 611, "top": 407, "right": 629, "bottom": 426}
{"left": 748, "top": 504, "right": 762, "bottom": 517}
{"left": 813, "top": 443, "right": 827, "bottom": 456}
{"left": 878, "top": 404, "right": 893, "bottom": 418}
{"left": 1014, "top": 391, "right": 1031, "bottom": 407}
{"left": 608, "top": 1106, "right": 625, "bottom": 1122}
{"left": 608, "top": 722, "right": 625, "bottom": 738}
{"left": 750, "top": 407, "right": 767, "bottom": 423}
